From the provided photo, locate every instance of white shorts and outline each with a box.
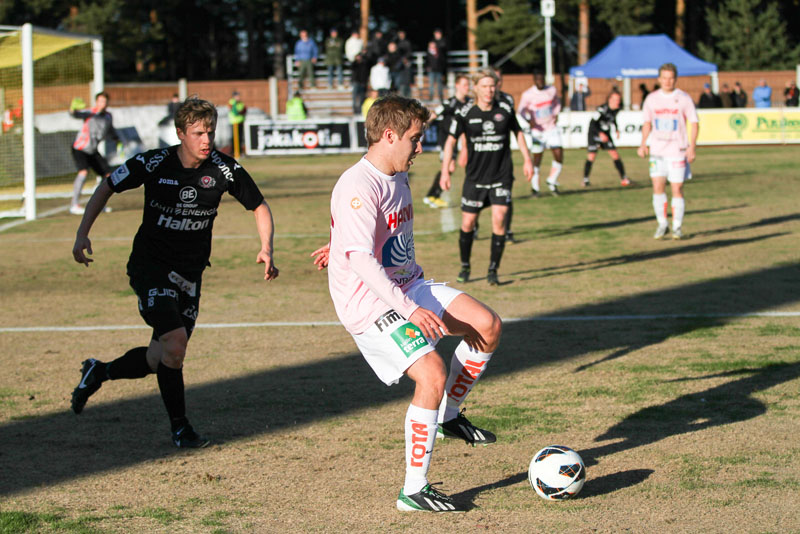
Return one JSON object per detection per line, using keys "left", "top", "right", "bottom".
{"left": 649, "top": 156, "right": 690, "bottom": 183}
{"left": 528, "top": 128, "right": 562, "bottom": 154}
{"left": 351, "top": 278, "right": 463, "bottom": 386}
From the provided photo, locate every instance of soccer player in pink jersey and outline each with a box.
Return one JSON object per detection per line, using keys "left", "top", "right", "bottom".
{"left": 311, "top": 95, "right": 503, "bottom": 512}
{"left": 638, "top": 63, "right": 699, "bottom": 240}
{"left": 518, "top": 71, "right": 563, "bottom": 195}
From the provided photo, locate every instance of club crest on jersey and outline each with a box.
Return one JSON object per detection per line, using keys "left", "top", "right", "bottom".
{"left": 351, "top": 197, "right": 362, "bottom": 209}
{"left": 494, "top": 113, "right": 504, "bottom": 122}
{"left": 199, "top": 175, "right": 216, "bottom": 189}
{"left": 180, "top": 186, "right": 197, "bottom": 203}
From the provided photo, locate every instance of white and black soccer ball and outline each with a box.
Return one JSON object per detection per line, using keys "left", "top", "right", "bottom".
{"left": 528, "top": 445, "right": 586, "bottom": 501}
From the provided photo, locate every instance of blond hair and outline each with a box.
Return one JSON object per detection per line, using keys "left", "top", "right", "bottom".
{"left": 174, "top": 96, "right": 218, "bottom": 132}
{"left": 659, "top": 63, "right": 678, "bottom": 77}
{"left": 471, "top": 68, "right": 498, "bottom": 85}
{"left": 364, "top": 95, "right": 430, "bottom": 146}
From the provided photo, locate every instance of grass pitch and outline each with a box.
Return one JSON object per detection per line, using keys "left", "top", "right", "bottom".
{"left": 1, "top": 145, "right": 799, "bottom": 533}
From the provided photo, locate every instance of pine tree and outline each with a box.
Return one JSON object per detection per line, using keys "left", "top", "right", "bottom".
{"left": 698, "top": 0, "right": 800, "bottom": 70}
{"left": 595, "top": 0, "right": 654, "bottom": 36}
{"left": 475, "top": 0, "right": 542, "bottom": 69}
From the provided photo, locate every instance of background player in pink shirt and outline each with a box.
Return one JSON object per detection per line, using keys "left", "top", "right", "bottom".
{"left": 638, "top": 63, "right": 699, "bottom": 240}
{"left": 311, "top": 95, "right": 503, "bottom": 513}
{"left": 518, "top": 71, "right": 563, "bottom": 195}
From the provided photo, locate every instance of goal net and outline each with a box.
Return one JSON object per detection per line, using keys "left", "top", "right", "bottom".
{"left": 0, "top": 24, "right": 102, "bottom": 220}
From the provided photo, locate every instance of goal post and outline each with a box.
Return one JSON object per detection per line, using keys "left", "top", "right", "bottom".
{"left": 0, "top": 23, "right": 103, "bottom": 220}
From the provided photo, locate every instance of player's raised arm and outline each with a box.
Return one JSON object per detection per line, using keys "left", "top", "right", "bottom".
{"left": 72, "top": 179, "right": 114, "bottom": 266}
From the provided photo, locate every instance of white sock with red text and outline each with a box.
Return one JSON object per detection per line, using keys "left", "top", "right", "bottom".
{"left": 403, "top": 404, "right": 438, "bottom": 495}
{"left": 653, "top": 193, "right": 668, "bottom": 226}
{"left": 438, "top": 341, "right": 493, "bottom": 424}
{"left": 671, "top": 197, "right": 685, "bottom": 230}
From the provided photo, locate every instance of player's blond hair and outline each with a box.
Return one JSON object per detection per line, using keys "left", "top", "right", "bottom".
{"left": 471, "top": 68, "right": 498, "bottom": 85}
{"left": 659, "top": 63, "right": 678, "bottom": 77}
{"left": 175, "top": 96, "right": 218, "bottom": 132}
{"left": 365, "top": 95, "right": 430, "bottom": 146}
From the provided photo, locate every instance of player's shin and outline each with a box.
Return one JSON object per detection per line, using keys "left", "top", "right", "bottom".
{"left": 653, "top": 193, "right": 668, "bottom": 225}
{"left": 404, "top": 404, "right": 438, "bottom": 494}
{"left": 489, "top": 233, "right": 506, "bottom": 272}
{"left": 459, "top": 230, "right": 474, "bottom": 267}
{"left": 157, "top": 362, "right": 187, "bottom": 430}
{"left": 438, "top": 342, "right": 493, "bottom": 423}
{"left": 614, "top": 159, "right": 626, "bottom": 178}
{"left": 671, "top": 197, "right": 685, "bottom": 230}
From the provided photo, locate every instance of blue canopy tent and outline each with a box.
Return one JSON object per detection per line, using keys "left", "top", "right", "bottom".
{"left": 569, "top": 34, "right": 718, "bottom": 109}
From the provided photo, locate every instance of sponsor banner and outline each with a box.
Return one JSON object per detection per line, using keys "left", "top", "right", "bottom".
{"left": 353, "top": 120, "right": 439, "bottom": 151}
{"left": 696, "top": 109, "right": 800, "bottom": 145}
{"left": 246, "top": 119, "right": 353, "bottom": 155}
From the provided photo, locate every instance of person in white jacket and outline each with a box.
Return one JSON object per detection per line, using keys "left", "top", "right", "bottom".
{"left": 369, "top": 57, "right": 392, "bottom": 96}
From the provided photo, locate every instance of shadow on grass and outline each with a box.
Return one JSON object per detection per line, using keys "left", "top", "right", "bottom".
{"left": 1, "top": 263, "right": 799, "bottom": 497}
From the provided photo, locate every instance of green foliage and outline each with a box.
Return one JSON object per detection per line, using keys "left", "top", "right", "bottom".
{"left": 475, "top": 0, "right": 542, "bottom": 70}
{"left": 698, "top": 0, "right": 800, "bottom": 70}
{"left": 595, "top": 0, "right": 654, "bottom": 36}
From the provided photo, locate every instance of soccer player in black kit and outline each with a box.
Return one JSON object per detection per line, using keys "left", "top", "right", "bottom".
{"left": 583, "top": 91, "right": 631, "bottom": 188}
{"left": 71, "top": 97, "right": 279, "bottom": 448}
{"left": 439, "top": 68, "right": 533, "bottom": 286}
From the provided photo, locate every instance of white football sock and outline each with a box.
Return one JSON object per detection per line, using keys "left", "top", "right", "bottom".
{"left": 532, "top": 167, "right": 540, "bottom": 191}
{"left": 652, "top": 193, "right": 668, "bottom": 226}
{"left": 547, "top": 161, "right": 563, "bottom": 184}
{"left": 438, "top": 340, "right": 493, "bottom": 424}
{"left": 403, "top": 404, "right": 438, "bottom": 495}
{"left": 671, "top": 197, "right": 685, "bottom": 230}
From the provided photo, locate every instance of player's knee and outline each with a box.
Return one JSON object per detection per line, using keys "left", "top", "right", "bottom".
{"left": 475, "top": 309, "right": 502, "bottom": 348}
{"left": 160, "top": 331, "right": 188, "bottom": 367}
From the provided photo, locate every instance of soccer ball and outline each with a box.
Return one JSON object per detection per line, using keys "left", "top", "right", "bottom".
{"left": 528, "top": 445, "right": 586, "bottom": 500}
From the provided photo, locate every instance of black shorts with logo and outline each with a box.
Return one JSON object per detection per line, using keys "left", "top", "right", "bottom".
{"left": 128, "top": 264, "right": 202, "bottom": 340}
{"left": 460, "top": 179, "right": 513, "bottom": 213}
{"left": 72, "top": 148, "right": 111, "bottom": 176}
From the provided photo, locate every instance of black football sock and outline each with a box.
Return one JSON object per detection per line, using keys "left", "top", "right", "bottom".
{"left": 489, "top": 233, "right": 506, "bottom": 271}
{"left": 505, "top": 202, "right": 514, "bottom": 233}
{"left": 426, "top": 171, "right": 443, "bottom": 198}
{"left": 583, "top": 159, "right": 593, "bottom": 179}
{"left": 157, "top": 362, "right": 187, "bottom": 431}
{"left": 106, "top": 347, "right": 152, "bottom": 380}
{"left": 614, "top": 159, "right": 626, "bottom": 178}
{"left": 459, "top": 229, "right": 474, "bottom": 266}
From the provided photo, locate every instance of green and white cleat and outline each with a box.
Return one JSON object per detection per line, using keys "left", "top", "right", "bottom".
{"left": 397, "top": 484, "right": 462, "bottom": 512}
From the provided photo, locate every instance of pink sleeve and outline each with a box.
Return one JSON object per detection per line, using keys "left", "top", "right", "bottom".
{"left": 552, "top": 92, "right": 561, "bottom": 117}
{"left": 348, "top": 251, "right": 420, "bottom": 319}
{"left": 683, "top": 95, "right": 699, "bottom": 123}
{"left": 642, "top": 96, "right": 653, "bottom": 123}
{"left": 333, "top": 178, "right": 379, "bottom": 256}
{"left": 517, "top": 91, "right": 531, "bottom": 120}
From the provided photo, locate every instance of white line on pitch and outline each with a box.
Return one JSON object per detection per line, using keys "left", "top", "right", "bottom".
{"left": 2, "top": 311, "right": 798, "bottom": 334}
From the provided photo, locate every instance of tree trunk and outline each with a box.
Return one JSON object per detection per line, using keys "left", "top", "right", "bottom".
{"left": 578, "top": 0, "right": 589, "bottom": 65}
{"left": 360, "top": 0, "right": 370, "bottom": 43}
{"left": 675, "top": 0, "right": 685, "bottom": 47}
{"left": 272, "top": 0, "right": 285, "bottom": 79}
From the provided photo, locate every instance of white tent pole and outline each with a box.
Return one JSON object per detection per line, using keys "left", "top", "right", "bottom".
{"left": 710, "top": 72, "right": 719, "bottom": 94}
{"left": 22, "top": 23, "right": 36, "bottom": 221}
{"left": 623, "top": 78, "right": 631, "bottom": 111}
{"left": 92, "top": 38, "right": 103, "bottom": 95}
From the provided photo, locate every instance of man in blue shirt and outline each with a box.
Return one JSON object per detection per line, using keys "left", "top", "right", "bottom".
{"left": 294, "top": 30, "right": 318, "bottom": 90}
{"left": 752, "top": 79, "right": 772, "bottom": 108}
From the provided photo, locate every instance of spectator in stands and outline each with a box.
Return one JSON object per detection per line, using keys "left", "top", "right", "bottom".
{"left": 325, "top": 29, "right": 344, "bottom": 89}
{"left": 752, "top": 79, "right": 772, "bottom": 108}
{"left": 570, "top": 82, "right": 591, "bottom": 111}
{"left": 385, "top": 42, "right": 412, "bottom": 97}
{"left": 344, "top": 30, "right": 363, "bottom": 64}
{"left": 697, "top": 83, "right": 721, "bottom": 108}
{"left": 286, "top": 91, "right": 308, "bottom": 120}
{"left": 395, "top": 30, "right": 413, "bottom": 59}
{"left": 733, "top": 81, "right": 747, "bottom": 107}
{"left": 294, "top": 30, "right": 318, "bottom": 90}
{"left": 365, "top": 31, "right": 386, "bottom": 64}
{"left": 158, "top": 93, "right": 181, "bottom": 126}
{"left": 784, "top": 81, "right": 799, "bottom": 107}
{"left": 369, "top": 57, "right": 392, "bottom": 97}
{"left": 719, "top": 83, "right": 734, "bottom": 108}
{"left": 426, "top": 41, "right": 447, "bottom": 102}
{"left": 351, "top": 52, "right": 370, "bottom": 114}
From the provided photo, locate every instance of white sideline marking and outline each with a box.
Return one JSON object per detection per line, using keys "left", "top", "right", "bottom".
{"left": 2, "top": 312, "right": 799, "bottom": 334}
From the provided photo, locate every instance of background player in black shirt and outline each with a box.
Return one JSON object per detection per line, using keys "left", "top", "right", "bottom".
{"left": 439, "top": 68, "right": 533, "bottom": 286}
{"left": 70, "top": 97, "right": 279, "bottom": 448}
{"left": 423, "top": 74, "right": 471, "bottom": 209}
{"left": 583, "top": 91, "right": 631, "bottom": 188}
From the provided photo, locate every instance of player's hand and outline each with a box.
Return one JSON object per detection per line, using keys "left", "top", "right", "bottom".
{"left": 408, "top": 307, "right": 449, "bottom": 342}
{"left": 310, "top": 244, "right": 330, "bottom": 270}
{"left": 523, "top": 159, "right": 534, "bottom": 182}
{"left": 599, "top": 132, "right": 609, "bottom": 143}
{"left": 439, "top": 171, "right": 451, "bottom": 192}
{"left": 257, "top": 250, "right": 279, "bottom": 280}
{"left": 73, "top": 235, "right": 93, "bottom": 267}
{"left": 69, "top": 97, "right": 85, "bottom": 112}
{"left": 448, "top": 158, "right": 456, "bottom": 174}
{"left": 686, "top": 145, "right": 696, "bottom": 163}
{"left": 637, "top": 145, "right": 649, "bottom": 158}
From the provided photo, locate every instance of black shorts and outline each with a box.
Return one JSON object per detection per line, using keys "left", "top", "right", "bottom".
{"left": 72, "top": 148, "right": 111, "bottom": 176}
{"left": 128, "top": 265, "right": 202, "bottom": 339}
{"left": 587, "top": 134, "right": 616, "bottom": 153}
{"left": 460, "top": 180, "right": 512, "bottom": 213}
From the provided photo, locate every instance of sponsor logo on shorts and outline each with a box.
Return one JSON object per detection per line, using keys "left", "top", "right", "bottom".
{"left": 494, "top": 187, "right": 511, "bottom": 198}
{"left": 146, "top": 287, "right": 178, "bottom": 308}
{"left": 168, "top": 271, "right": 197, "bottom": 296}
{"left": 110, "top": 164, "right": 130, "bottom": 186}
{"left": 390, "top": 322, "right": 429, "bottom": 357}
{"left": 199, "top": 175, "right": 216, "bottom": 188}
{"left": 182, "top": 305, "right": 198, "bottom": 321}
{"left": 374, "top": 309, "right": 402, "bottom": 333}
{"left": 461, "top": 197, "right": 483, "bottom": 208}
